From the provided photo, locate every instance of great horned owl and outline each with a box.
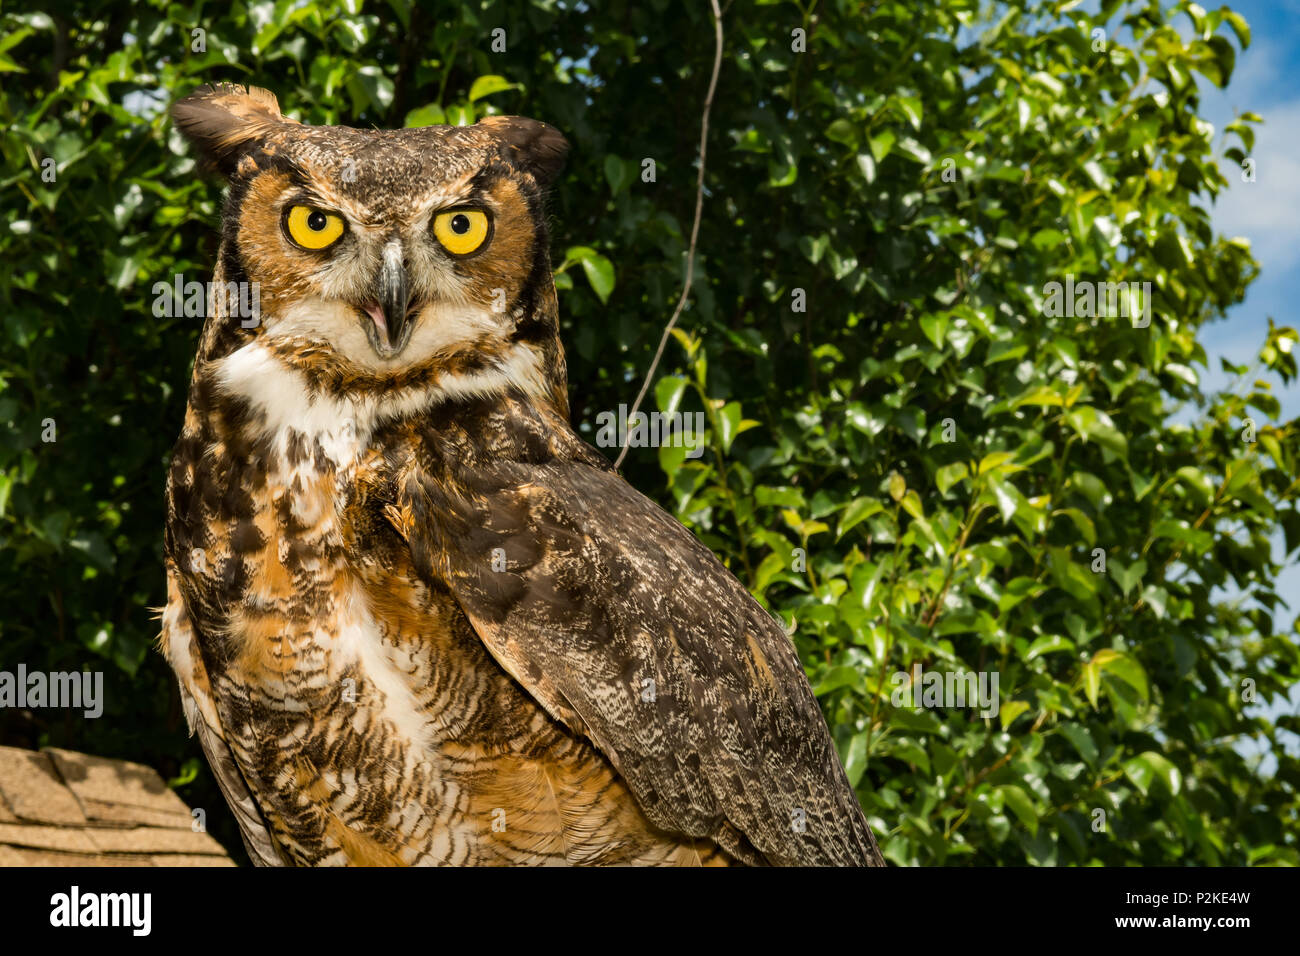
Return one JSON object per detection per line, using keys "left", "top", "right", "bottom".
{"left": 160, "top": 83, "right": 885, "bottom": 867}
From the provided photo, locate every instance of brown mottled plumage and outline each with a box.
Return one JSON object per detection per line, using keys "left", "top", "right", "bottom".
{"left": 160, "top": 84, "right": 885, "bottom": 866}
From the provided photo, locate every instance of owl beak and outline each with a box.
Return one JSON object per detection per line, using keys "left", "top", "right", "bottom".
{"left": 365, "top": 242, "right": 413, "bottom": 357}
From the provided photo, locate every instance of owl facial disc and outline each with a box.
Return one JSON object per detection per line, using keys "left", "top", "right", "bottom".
{"left": 171, "top": 85, "right": 575, "bottom": 388}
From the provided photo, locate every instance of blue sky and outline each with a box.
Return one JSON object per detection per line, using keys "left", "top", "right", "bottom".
{"left": 1193, "top": 1, "right": 1300, "bottom": 619}
{"left": 1193, "top": 0, "right": 1300, "bottom": 419}
{"left": 1171, "top": 0, "right": 1300, "bottom": 755}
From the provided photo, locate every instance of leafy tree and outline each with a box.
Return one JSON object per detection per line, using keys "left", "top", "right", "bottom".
{"left": 1, "top": 0, "right": 1295, "bottom": 864}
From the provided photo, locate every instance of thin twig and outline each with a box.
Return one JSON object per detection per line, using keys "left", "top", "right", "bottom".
{"left": 614, "top": 0, "right": 724, "bottom": 469}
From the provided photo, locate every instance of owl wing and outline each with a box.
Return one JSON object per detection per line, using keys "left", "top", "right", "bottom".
{"left": 393, "top": 424, "right": 883, "bottom": 866}
{"left": 159, "top": 568, "right": 286, "bottom": 866}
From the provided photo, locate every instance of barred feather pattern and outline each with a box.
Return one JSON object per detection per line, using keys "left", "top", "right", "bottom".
{"left": 162, "top": 352, "right": 728, "bottom": 865}
{"left": 159, "top": 84, "right": 883, "bottom": 866}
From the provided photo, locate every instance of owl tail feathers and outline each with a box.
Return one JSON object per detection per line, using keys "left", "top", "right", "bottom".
{"left": 172, "top": 83, "right": 296, "bottom": 178}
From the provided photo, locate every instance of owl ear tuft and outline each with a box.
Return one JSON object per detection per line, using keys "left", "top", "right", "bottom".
{"left": 479, "top": 116, "right": 570, "bottom": 188}
{"left": 172, "top": 84, "right": 294, "bottom": 177}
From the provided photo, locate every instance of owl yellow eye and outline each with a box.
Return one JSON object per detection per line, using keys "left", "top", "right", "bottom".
{"left": 432, "top": 209, "right": 490, "bottom": 256}
{"left": 285, "top": 205, "right": 346, "bottom": 250}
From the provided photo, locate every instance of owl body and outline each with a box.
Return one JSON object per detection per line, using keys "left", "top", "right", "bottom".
{"left": 161, "top": 85, "right": 884, "bottom": 866}
{"left": 166, "top": 329, "right": 721, "bottom": 864}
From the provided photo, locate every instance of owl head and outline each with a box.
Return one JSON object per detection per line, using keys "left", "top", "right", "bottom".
{"left": 172, "top": 84, "right": 570, "bottom": 412}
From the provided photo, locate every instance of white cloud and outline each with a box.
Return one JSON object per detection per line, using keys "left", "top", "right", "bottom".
{"left": 1211, "top": 101, "right": 1300, "bottom": 271}
{"left": 1199, "top": 32, "right": 1300, "bottom": 272}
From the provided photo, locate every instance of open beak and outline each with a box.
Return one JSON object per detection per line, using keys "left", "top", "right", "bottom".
{"left": 362, "top": 241, "right": 414, "bottom": 357}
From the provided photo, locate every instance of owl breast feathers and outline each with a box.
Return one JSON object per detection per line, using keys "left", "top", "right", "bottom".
{"left": 159, "top": 83, "right": 884, "bottom": 867}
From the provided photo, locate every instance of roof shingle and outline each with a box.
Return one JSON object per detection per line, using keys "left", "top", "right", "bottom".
{"left": 0, "top": 745, "right": 234, "bottom": 867}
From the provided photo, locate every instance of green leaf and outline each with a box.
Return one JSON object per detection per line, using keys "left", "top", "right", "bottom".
{"left": 1064, "top": 406, "right": 1128, "bottom": 457}
{"left": 895, "top": 96, "right": 922, "bottom": 130}
{"left": 1092, "top": 648, "right": 1149, "bottom": 702}
{"left": 1124, "top": 752, "right": 1181, "bottom": 796}
{"left": 1081, "top": 656, "right": 1102, "bottom": 708}
{"left": 843, "top": 730, "right": 869, "bottom": 787}
{"left": 1109, "top": 558, "right": 1146, "bottom": 597}
{"left": 1059, "top": 723, "right": 1099, "bottom": 768}
{"left": 868, "top": 128, "right": 896, "bottom": 162}
{"left": 977, "top": 451, "right": 1016, "bottom": 475}
{"left": 1175, "top": 466, "right": 1215, "bottom": 507}
{"left": 998, "top": 577, "right": 1044, "bottom": 613}
{"left": 404, "top": 103, "right": 445, "bottom": 127}
{"left": 1223, "top": 10, "right": 1251, "bottom": 48}
{"left": 825, "top": 118, "right": 857, "bottom": 146}
{"left": 566, "top": 246, "right": 616, "bottom": 302}
{"left": 837, "top": 497, "right": 884, "bottom": 539}
{"left": 444, "top": 103, "right": 475, "bottom": 126}
{"left": 353, "top": 65, "right": 394, "bottom": 110}
{"left": 655, "top": 375, "right": 688, "bottom": 416}
{"left": 919, "top": 312, "right": 948, "bottom": 349}
{"left": 815, "top": 666, "right": 865, "bottom": 696}
{"left": 996, "top": 784, "right": 1038, "bottom": 835}
{"left": 1055, "top": 508, "right": 1096, "bottom": 546}
{"left": 468, "top": 75, "right": 519, "bottom": 101}
{"left": 986, "top": 474, "right": 1019, "bottom": 523}
{"left": 1140, "top": 584, "right": 1168, "bottom": 621}
{"left": 1026, "top": 634, "right": 1074, "bottom": 660}
{"left": 856, "top": 153, "right": 876, "bottom": 184}
{"left": 900, "top": 489, "right": 924, "bottom": 521}
{"left": 603, "top": 155, "right": 632, "bottom": 194}
{"left": 894, "top": 137, "right": 931, "bottom": 165}
{"left": 716, "top": 401, "right": 758, "bottom": 453}
{"left": 1224, "top": 457, "right": 1256, "bottom": 497}
{"left": 999, "top": 700, "right": 1030, "bottom": 729}
{"left": 936, "top": 462, "right": 968, "bottom": 495}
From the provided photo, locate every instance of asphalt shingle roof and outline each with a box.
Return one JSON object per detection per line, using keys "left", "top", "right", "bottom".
{"left": 0, "top": 745, "right": 234, "bottom": 866}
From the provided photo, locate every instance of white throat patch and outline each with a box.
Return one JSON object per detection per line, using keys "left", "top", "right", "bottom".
{"left": 213, "top": 337, "right": 548, "bottom": 466}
